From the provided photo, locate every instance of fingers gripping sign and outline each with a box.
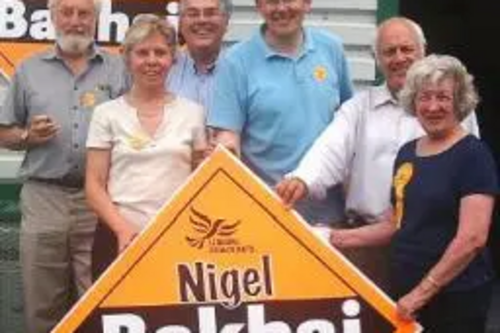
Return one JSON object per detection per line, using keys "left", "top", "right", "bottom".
{"left": 275, "top": 177, "right": 309, "bottom": 209}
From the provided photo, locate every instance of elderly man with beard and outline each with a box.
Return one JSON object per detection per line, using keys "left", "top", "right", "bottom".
{"left": 0, "top": 0, "right": 127, "bottom": 331}
{"left": 167, "top": 0, "right": 231, "bottom": 112}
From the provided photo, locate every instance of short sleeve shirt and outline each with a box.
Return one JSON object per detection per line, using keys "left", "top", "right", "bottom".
{"left": 391, "top": 135, "right": 498, "bottom": 295}
{"left": 0, "top": 45, "right": 128, "bottom": 181}
{"left": 208, "top": 26, "right": 353, "bottom": 184}
{"left": 87, "top": 96, "right": 205, "bottom": 228}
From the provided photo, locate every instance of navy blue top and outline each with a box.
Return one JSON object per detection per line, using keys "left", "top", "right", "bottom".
{"left": 390, "top": 135, "right": 498, "bottom": 296}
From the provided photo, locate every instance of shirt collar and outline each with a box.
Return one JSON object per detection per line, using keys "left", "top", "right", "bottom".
{"left": 371, "top": 83, "right": 400, "bottom": 109}
{"left": 42, "top": 43, "right": 103, "bottom": 62}
{"left": 179, "top": 47, "right": 222, "bottom": 75}
{"left": 258, "top": 24, "right": 315, "bottom": 59}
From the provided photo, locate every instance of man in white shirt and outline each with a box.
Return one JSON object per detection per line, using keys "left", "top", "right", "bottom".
{"left": 276, "top": 17, "right": 479, "bottom": 291}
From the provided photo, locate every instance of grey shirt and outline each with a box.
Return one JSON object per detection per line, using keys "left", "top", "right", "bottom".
{"left": 0, "top": 45, "right": 128, "bottom": 181}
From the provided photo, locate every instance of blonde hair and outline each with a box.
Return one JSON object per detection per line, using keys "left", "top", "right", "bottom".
{"left": 122, "top": 14, "right": 177, "bottom": 59}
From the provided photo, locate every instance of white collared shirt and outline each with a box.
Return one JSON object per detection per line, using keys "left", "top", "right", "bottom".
{"left": 291, "top": 84, "right": 479, "bottom": 221}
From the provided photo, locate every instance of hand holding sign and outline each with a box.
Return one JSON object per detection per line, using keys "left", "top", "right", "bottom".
{"left": 116, "top": 220, "right": 141, "bottom": 253}
{"left": 275, "top": 176, "right": 309, "bottom": 209}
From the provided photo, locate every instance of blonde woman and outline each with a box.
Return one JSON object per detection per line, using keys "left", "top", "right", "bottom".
{"left": 86, "top": 14, "right": 206, "bottom": 278}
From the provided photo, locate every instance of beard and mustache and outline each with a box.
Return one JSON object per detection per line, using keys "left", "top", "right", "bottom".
{"left": 56, "top": 31, "right": 94, "bottom": 55}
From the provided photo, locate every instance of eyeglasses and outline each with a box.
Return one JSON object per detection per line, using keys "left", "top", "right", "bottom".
{"left": 56, "top": 6, "right": 95, "bottom": 21}
{"left": 181, "top": 8, "right": 224, "bottom": 20}
{"left": 263, "top": 0, "right": 299, "bottom": 7}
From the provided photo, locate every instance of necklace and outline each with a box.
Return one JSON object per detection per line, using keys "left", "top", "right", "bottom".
{"left": 126, "top": 91, "right": 174, "bottom": 137}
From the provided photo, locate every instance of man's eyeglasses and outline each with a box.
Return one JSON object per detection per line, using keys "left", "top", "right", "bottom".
{"left": 263, "top": 0, "right": 299, "bottom": 7}
{"left": 181, "top": 8, "right": 224, "bottom": 20}
{"left": 56, "top": 6, "right": 95, "bottom": 21}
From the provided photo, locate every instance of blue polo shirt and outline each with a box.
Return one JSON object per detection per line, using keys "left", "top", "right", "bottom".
{"left": 208, "top": 26, "right": 353, "bottom": 185}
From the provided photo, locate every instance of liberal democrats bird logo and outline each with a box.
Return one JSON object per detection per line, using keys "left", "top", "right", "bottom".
{"left": 185, "top": 207, "right": 241, "bottom": 249}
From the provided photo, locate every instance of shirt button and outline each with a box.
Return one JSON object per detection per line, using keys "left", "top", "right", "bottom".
{"left": 73, "top": 144, "right": 79, "bottom": 149}
{"left": 73, "top": 123, "right": 79, "bottom": 129}
{"left": 73, "top": 106, "right": 78, "bottom": 110}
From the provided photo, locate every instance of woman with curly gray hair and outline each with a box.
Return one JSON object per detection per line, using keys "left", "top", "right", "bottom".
{"left": 389, "top": 54, "right": 498, "bottom": 332}
{"left": 331, "top": 54, "right": 498, "bottom": 332}
{"left": 399, "top": 54, "right": 479, "bottom": 124}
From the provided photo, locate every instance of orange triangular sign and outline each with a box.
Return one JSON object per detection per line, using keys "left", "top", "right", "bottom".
{"left": 53, "top": 147, "right": 421, "bottom": 333}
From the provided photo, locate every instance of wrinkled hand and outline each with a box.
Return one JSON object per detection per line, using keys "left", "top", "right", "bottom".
{"left": 275, "top": 177, "right": 308, "bottom": 209}
{"left": 26, "top": 115, "right": 59, "bottom": 146}
{"left": 396, "top": 288, "right": 430, "bottom": 322}
{"left": 329, "top": 229, "right": 346, "bottom": 248}
{"left": 116, "top": 222, "right": 140, "bottom": 253}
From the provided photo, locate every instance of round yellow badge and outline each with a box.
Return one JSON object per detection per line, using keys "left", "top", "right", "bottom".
{"left": 80, "top": 92, "right": 96, "bottom": 108}
{"left": 313, "top": 66, "right": 328, "bottom": 82}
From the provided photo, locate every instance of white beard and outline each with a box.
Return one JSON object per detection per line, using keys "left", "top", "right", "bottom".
{"left": 56, "top": 32, "right": 93, "bottom": 55}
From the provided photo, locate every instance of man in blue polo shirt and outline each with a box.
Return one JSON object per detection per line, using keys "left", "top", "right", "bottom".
{"left": 208, "top": 0, "right": 353, "bottom": 223}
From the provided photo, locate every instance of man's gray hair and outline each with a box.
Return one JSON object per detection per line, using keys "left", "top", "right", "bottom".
{"left": 48, "top": 0, "right": 102, "bottom": 15}
{"left": 373, "top": 17, "right": 427, "bottom": 60}
{"left": 399, "top": 54, "right": 479, "bottom": 122}
{"left": 179, "top": 0, "right": 233, "bottom": 17}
